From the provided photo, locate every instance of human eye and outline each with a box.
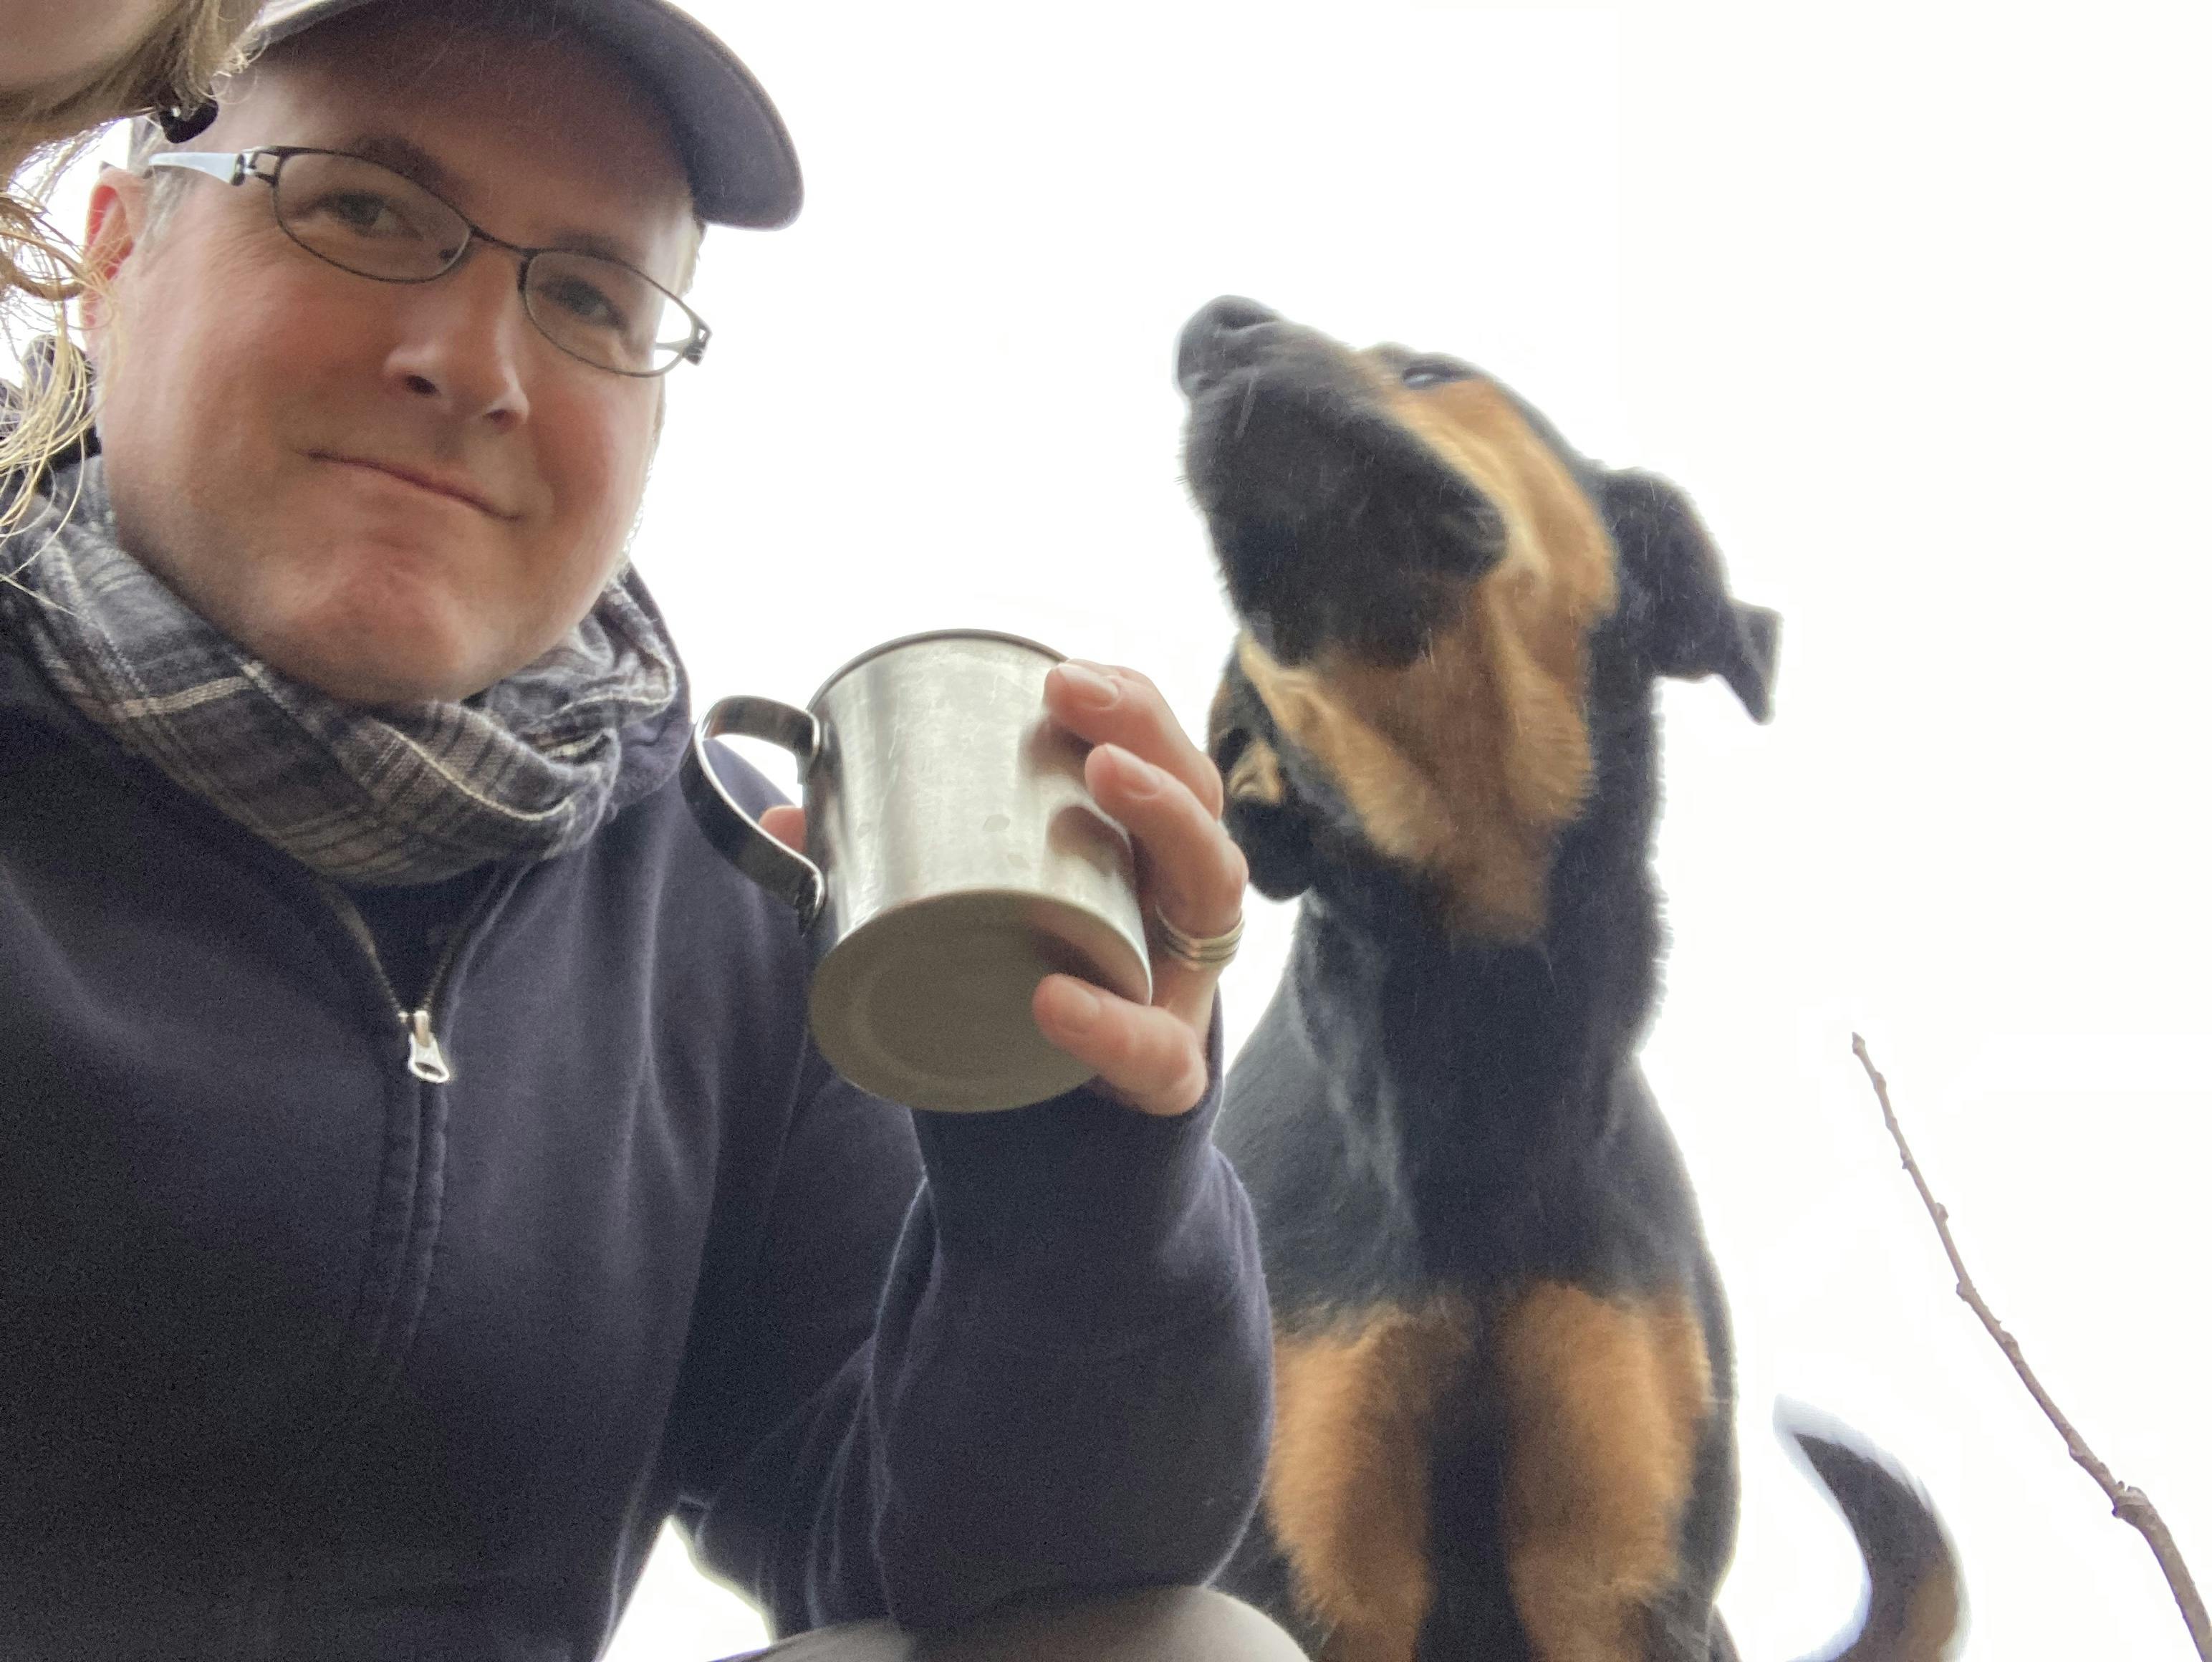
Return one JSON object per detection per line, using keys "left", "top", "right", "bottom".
{"left": 311, "top": 188, "right": 414, "bottom": 237}
{"left": 278, "top": 155, "right": 448, "bottom": 252}
{"left": 529, "top": 254, "right": 667, "bottom": 359}
{"left": 537, "top": 268, "right": 627, "bottom": 330}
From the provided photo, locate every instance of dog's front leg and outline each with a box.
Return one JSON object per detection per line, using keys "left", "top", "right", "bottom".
{"left": 1264, "top": 1302, "right": 1476, "bottom": 1662}
{"left": 1496, "top": 1281, "right": 1718, "bottom": 1662}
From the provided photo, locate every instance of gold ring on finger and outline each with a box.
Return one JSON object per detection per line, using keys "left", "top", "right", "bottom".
{"left": 1153, "top": 908, "right": 1244, "bottom": 971}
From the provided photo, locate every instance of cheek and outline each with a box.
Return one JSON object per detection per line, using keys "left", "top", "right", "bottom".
{"left": 97, "top": 262, "right": 293, "bottom": 552}
{"left": 102, "top": 255, "right": 345, "bottom": 473}
{"left": 524, "top": 390, "right": 660, "bottom": 633}
{"left": 545, "top": 393, "right": 657, "bottom": 563}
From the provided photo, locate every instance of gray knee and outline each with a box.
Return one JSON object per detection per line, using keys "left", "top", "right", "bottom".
{"left": 741, "top": 1585, "right": 1304, "bottom": 1661}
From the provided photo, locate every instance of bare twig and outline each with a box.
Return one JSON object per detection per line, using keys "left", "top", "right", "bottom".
{"left": 1851, "top": 1033, "right": 2211, "bottom": 1661}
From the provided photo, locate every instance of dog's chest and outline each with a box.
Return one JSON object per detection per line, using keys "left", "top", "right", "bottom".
{"left": 1218, "top": 958, "right": 1728, "bottom": 1662}
{"left": 1255, "top": 1274, "right": 1719, "bottom": 1662}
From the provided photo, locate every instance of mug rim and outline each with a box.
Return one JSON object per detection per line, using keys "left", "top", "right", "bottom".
{"left": 807, "top": 628, "right": 1064, "bottom": 708}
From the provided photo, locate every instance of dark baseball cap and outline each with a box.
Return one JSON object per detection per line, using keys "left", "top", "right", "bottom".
{"left": 166, "top": 0, "right": 802, "bottom": 228}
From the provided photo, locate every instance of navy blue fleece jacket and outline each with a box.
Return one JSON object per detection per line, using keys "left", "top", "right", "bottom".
{"left": 0, "top": 610, "right": 1271, "bottom": 1661}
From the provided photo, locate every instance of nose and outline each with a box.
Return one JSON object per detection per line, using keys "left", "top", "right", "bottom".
{"left": 1175, "top": 295, "right": 1283, "bottom": 398}
{"left": 383, "top": 249, "right": 533, "bottom": 430}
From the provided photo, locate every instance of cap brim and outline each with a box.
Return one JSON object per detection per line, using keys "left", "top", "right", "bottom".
{"left": 246, "top": 0, "right": 802, "bottom": 228}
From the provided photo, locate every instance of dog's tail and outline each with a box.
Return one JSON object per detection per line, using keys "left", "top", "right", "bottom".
{"left": 1779, "top": 1404, "right": 1966, "bottom": 1662}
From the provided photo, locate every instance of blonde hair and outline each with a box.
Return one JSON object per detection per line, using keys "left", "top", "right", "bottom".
{"left": 3, "top": 0, "right": 257, "bottom": 542}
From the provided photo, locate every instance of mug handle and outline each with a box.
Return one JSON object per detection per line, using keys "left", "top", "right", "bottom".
{"left": 681, "top": 694, "right": 828, "bottom": 931}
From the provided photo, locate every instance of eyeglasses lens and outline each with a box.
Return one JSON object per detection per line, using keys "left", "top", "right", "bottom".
{"left": 271, "top": 151, "right": 462, "bottom": 281}
{"left": 523, "top": 252, "right": 677, "bottom": 376}
{"left": 269, "top": 151, "right": 691, "bottom": 375}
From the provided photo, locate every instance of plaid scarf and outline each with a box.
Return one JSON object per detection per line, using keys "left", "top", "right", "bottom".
{"left": 2, "top": 456, "right": 681, "bottom": 885}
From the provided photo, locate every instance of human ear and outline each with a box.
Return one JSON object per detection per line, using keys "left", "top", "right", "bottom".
{"left": 79, "top": 164, "right": 149, "bottom": 354}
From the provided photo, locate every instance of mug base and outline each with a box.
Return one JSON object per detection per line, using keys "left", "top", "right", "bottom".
{"left": 809, "top": 888, "right": 1150, "bottom": 1113}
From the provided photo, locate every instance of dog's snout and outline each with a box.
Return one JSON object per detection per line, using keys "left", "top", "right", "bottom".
{"left": 1176, "top": 295, "right": 1284, "bottom": 398}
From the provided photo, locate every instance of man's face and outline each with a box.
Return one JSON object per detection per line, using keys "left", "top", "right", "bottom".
{"left": 84, "top": 14, "right": 698, "bottom": 705}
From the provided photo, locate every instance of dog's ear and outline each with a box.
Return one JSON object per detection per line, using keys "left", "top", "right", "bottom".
{"left": 1600, "top": 469, "right": 1779, "bottom": 723}
{"left": 1208, "top": 656, "right": 1318, "bottom": 901}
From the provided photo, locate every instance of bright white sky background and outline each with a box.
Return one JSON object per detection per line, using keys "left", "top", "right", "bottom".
{"left": 34, "top": 4, "right": 2212, "bottom": 1659}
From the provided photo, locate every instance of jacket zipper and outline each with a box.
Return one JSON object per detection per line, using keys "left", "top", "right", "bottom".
{"left": 314, "top": 876, "right": 504, "bottom": 1084}
{"left": 403, "top": 1007, "right": 453, "bottom": 1085}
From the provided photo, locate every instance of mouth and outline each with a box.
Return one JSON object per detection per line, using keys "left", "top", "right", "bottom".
{"left": 312, "top": 453, "right": 517, "bottom": 520}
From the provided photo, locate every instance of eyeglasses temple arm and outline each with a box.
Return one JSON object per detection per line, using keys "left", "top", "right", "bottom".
{"left": 143, "top": 151, "right": 256, "bottom": 186}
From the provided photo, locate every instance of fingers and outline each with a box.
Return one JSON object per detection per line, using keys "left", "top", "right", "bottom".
{"left": 1084, "top": 741, "right": 1248, "bottom": 990}
{"left": 1046, "top": 661, "right": 1223, "bottom": 817}
{"left": 1047, "top": 658, "right": 1244, "bottom": 943}
{"left": 1043, "top": 660, "right": 1246, "bottom": 1072}
{"left": 1033, "top": 974, "right": 1211, "bottom": 1118}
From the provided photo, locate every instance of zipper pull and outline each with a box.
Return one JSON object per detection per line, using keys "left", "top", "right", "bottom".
{"left": 405, "top": 1009, "right": 453, "bottom": 1084}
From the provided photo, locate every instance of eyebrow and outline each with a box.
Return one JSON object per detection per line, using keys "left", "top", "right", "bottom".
{"left": 332, "top": 131, "right": 660, "bottom": 271}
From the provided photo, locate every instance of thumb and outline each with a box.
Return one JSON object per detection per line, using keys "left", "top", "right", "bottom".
{"left": 760, "top": 803, "right": 807, "bottom": 852}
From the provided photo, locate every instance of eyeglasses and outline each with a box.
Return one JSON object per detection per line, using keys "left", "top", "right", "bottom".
{"left": 145, "top": 146, "right": 711, "bottom": 378}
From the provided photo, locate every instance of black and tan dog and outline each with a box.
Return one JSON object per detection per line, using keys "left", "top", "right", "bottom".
{"left": 1177, "top": 297, "right": 1961, "bottom": 1662}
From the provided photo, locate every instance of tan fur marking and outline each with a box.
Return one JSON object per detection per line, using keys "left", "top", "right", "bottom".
{"left": 1496, "top": 1283, "right": 1715, "bottom": 1662}
{"left": 1226, "top": 734, "right": 1287, "bottom": 806}
{"left": 1229, "top": 378, "right": 1618, "bottom": 941}
{"left": 1236, "top": 633, "right": 1450, "bottom": 858}
{"left": 1268, "top": 1302, "right": 1476, "bottom": 1662}
{"left": 1210, "top": 671, "right": 1287, "bottom": 806}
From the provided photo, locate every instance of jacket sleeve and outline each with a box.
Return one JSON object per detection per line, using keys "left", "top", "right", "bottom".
{"left": 673, "top": 1007, "right": 1273, "bottom": 1637}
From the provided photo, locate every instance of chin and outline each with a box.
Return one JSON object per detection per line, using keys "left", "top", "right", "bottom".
{"left": 270, "top": 560, "right": 531, "bottom": 705}
{"left": 278, "top": 648, "right": 484, "bottom": 708}
{"left": 254, "top": 604, "right": 503, "bottom": 708}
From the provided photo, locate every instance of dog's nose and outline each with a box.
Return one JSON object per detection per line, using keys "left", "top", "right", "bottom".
{"left": 1176, "top": 296, "right": 1284, "bottom": 398}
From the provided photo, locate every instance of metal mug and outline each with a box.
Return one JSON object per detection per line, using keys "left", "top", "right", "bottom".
{"left": 681, "top": 630, "right": 1153, "bottom": 1113}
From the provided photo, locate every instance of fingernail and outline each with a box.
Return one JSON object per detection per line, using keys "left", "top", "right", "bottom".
{"left": 1052, "top": 980, "right": 1102, "bottom": 1030}
{"left": 1057, "top": 662, "right": 1117, "bottom": 708}
{"left": 1113, "top": 748, "right": 1162, "bottom": 797}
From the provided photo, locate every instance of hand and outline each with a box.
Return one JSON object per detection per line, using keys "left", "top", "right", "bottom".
{"left": 759, "top": 659, "right": 1248, "bottom": 1119}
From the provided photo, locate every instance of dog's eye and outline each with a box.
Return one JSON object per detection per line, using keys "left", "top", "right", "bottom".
{"left": 1400, "top": 358, "right": 1472, "bottom": 389}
